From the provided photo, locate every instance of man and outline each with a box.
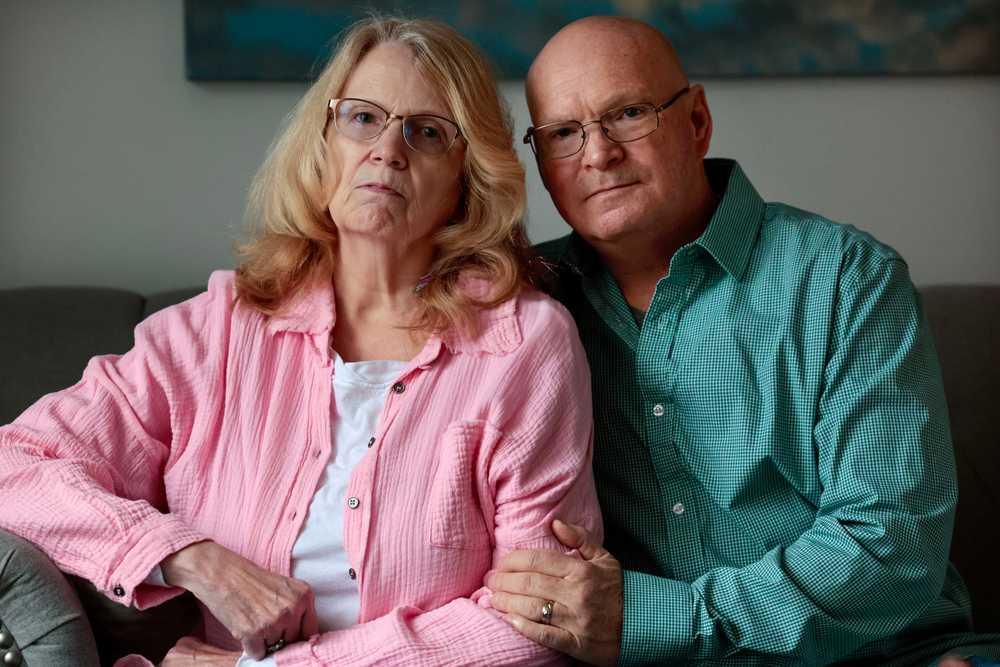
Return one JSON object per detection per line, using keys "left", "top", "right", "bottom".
{"left": 487, "top": 16, "right": 1000, "bottom": 667}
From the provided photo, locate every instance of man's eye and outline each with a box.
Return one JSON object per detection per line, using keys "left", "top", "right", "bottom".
{"left": 549, "top": 126, "right": 577, "bottom": 141}
{"left": 621, "top": 106, "right": 647, "bottom": 120}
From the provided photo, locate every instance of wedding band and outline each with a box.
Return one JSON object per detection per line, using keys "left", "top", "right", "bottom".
{"left": 265, "top": 637, "right": 287, "bottom": 654}
{"left": 540, "top": 599, "right": 555, "bottom": 624}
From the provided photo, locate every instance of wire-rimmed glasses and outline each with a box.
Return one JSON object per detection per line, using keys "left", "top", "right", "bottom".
{"left": 328, "top": 97, "right": 463, "bottom": 156}
{"left": 523, "top": 86, "right": 691, "bottom": 160}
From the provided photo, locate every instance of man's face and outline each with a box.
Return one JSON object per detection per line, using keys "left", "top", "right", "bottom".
{"left": 529, "top": 47, "right": 705, "bottom": 246}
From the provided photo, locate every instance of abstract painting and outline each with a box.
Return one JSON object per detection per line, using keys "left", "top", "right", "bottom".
{"left": 185, "top": 0, "right": 1000, "bottom": 80}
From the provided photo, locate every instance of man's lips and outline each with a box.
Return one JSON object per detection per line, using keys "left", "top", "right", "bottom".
{"left": 358, "top": 182, "right": 404, "bottom": 197}
{"left": 586, "top": 182, "right": 638, "bottom": 200}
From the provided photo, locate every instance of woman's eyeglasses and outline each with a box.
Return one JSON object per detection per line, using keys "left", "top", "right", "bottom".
{"left": 328, "top": 98, "right": 463, "bottom": 156}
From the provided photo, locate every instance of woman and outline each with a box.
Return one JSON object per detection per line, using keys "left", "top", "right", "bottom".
{"left": 0, "top": 17, "right": 600, "bottom": 667}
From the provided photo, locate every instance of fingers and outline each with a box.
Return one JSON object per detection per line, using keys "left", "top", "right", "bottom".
{"left": 552, "top": 520, "right": 605, "bottom": 561}
{"left": 492, "top": 591, "right": 566, "bottom": 625}
{"left": 243, "top": 633, "right": 267, "bottom": 661}
{"left": 496, "top": 548, "right": 580, "bottom": 577}
{"left": 301, "top": 592, "right": 320, "bottom": 638}
{"left": 502, "top": 613, "right": 577, "bottom": 655}
{"left": 488, "top": 570, "right": 563, "bottom": 601}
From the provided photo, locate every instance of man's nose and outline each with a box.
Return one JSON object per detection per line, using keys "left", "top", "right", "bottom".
{"left": 581, "top": 124, "right": 623, "bottom": 171}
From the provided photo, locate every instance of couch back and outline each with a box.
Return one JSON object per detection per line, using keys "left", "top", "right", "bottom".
{"left": 1, "top": 283, "right": 997, "bottom": 646}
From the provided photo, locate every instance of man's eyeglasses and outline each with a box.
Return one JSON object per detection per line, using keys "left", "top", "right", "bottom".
{"left": 327, "top": 98, "right": 463, "bottom": 156}
{"left": 523, "top": 86, "right": 690, "bottom": 160}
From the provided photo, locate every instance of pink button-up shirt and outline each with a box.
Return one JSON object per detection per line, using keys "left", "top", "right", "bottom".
{"left": 0, "top": 270, "right": 602, "bottom": 666}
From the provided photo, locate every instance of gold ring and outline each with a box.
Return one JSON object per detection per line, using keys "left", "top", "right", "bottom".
{"left": 540, "top": 599, "right": 555, "bottom": 624}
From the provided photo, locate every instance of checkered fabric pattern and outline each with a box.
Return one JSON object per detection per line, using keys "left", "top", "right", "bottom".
{"left": 537, "top": 159, "right": 1000, "bottom": 666}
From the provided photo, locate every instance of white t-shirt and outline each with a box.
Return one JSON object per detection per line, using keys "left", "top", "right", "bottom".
{"left": 234, "top": 352, "right": 406, "bottom": 666}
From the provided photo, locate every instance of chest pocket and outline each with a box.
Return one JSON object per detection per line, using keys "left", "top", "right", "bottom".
{"left": 428, "top": 420, "right": 497, "bottom": 550}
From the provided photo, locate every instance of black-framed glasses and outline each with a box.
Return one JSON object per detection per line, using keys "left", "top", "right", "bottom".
{"left": 327, "top": 97, "right": 463, "bottom": 156}
{"left": 523, "top": 86, "right": 691, "bottom": 160}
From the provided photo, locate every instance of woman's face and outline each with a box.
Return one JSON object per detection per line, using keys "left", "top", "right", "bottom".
{"left": 324, "top": 42, "right": 466, "bottom": 249}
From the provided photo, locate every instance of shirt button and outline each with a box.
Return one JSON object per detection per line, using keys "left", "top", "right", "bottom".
{"left": 672, "top": 502, "right": 685, "bottom": 515}
{"left": 367, "top": 437, "right": 375, "bottom": 448}
{"left": 289, "top": 510, "right": 297, "bottom": 521}
{"left": 391, "top": 382, "right": 405, "bottom": 394}
{"left": 113, "top": 585, "right": 125, "bottom": 597}
{"left": 348, "top": 568, "right": 357, "bottom": 580}
{"left": 347, "top": 496, "right": 360, "bottom": 509}
{"left": 312, "top": 448, "right": 321, "bottom": 459}
{"left": 652, "top": 403, "right": 665, "bottom": 417}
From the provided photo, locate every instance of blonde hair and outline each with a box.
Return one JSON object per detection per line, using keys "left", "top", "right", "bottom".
{"left": 235, "top": 16, "right": 532, "bottom": 334}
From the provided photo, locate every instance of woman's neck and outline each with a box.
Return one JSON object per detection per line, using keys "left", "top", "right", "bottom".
{"left": 329, "top": 234, "right": 433, "bottom": 362}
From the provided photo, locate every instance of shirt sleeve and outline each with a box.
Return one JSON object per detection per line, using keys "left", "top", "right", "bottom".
{"left": 618, "top": 254, "right": 956, "bottom": 664}
{"left": 274, "top": 297, "right": 603, "bottom": 667}
{"left": 0, "top": 274, "right": 234, "bottom": 609}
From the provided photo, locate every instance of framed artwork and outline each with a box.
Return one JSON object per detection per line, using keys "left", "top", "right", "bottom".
{"left": 185, "top": 1, "right": 1000, "bottom": 80}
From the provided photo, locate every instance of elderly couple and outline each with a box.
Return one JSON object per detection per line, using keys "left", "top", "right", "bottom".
{"left": 0, "top": 14, "right": 997, "bottom": 667}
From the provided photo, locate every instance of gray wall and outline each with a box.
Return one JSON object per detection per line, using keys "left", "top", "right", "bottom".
{"left": 2, "top": 1, "right": 998, "bottom": 294}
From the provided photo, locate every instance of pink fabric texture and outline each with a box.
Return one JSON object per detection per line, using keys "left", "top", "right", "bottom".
{"left": 0, "top": 270, "right": 601, "bottom": 666}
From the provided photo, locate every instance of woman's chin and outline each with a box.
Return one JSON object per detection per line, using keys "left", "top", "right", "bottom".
{"left": 334, "top": 210, "right": 401, "bottom": 238}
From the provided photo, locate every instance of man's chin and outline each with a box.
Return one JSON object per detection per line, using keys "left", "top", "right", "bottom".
{"left": 570, "top": 209, "right": 639, "bottom": 245}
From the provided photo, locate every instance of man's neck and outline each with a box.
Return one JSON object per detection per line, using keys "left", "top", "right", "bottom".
{"left": 592, "top": 180, "right": 719, "bottom": 312}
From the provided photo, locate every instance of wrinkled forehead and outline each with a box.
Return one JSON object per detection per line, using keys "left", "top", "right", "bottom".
{"left": 528, "top": 44, "right": 679, "bottom": 123}
{"left": 341, "top": 41, "right": 454, "bottom": 118}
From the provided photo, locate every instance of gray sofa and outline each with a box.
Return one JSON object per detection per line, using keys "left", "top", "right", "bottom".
{"left": 0, "top": 283, "right": 997, "bottom": 665}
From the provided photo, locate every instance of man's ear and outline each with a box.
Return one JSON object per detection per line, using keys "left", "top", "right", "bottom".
{"left": 688, "top": 84, "right": 713, "bottom": 159}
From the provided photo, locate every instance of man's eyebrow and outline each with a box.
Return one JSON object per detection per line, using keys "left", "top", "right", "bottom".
{"left": 538, "top": 93, "right": 654, "bottom": 124}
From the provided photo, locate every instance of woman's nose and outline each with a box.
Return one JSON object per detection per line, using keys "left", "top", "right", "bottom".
{"left": 369, "top": 118, "right": 408, "bottom": 169}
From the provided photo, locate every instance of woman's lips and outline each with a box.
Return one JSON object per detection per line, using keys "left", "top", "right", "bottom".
{"left": 358, "top": 182, "right": 403, "bottom": 197}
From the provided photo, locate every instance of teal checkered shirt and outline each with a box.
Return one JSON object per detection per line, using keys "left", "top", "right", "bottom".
{"left": 537, "top": 160, "right": 998, "bottom": 666}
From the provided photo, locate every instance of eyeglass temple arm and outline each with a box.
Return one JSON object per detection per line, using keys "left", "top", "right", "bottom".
{"left": 656, "top": 86, "right": 691, "bottom": 112}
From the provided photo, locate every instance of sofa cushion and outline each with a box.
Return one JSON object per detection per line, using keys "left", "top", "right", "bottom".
{"left": 0, "top": 287, "right": 144, "bottom": 425}
{"left": 922, "top": 285, "right": 1000, "bottom": 632}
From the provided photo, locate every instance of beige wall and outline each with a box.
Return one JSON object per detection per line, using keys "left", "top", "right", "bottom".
{"left": 2, "top": 0, "right": 998, "bottom": 293}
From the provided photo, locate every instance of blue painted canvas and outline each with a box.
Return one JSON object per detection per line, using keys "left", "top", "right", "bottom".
{"left": 184, "top": 0, "right": 1000, "bottom": 80}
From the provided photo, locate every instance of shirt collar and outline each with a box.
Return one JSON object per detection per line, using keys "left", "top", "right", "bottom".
{"left": 552, "top": 158, "right": 766, "bottom": 282}
{"left": 694, "top": 158, "right": 766, "bottom": 280}
{"left": 263, "top": 271, "right": 522, "bottom": 357}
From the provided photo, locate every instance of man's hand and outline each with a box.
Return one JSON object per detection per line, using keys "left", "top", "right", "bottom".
{"left": 160, "top": 636, "right": 242, "bottom": 666}
{"left": 162, "top": 541, "right": 318, "bottom": 660}
{"left": 488, "top": 520, "right": 623, "bottom": 667}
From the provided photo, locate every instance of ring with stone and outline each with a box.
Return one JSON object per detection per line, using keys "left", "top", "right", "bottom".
{"left": 540, "top": 599, "right": 555, "bottom": 624}
{"left": 265, "top": 636, "right": 287, "bottom": 654}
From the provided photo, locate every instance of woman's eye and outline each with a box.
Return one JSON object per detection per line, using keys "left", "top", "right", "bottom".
{"left": 352, "top": 112, "right": 375, "bottom": 124}
{"left": 420, "top": 126, "right": 440, "bottom": 139}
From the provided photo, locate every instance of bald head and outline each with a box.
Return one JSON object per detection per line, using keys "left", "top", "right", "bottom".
{"left": 526, "top": 16, "right": 687, "bottom": 120}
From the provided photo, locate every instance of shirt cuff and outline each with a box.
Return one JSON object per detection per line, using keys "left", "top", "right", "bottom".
{"left": 143, "top": 564, "right": 168, "bottom": 587}
{"left": 617, "top": 569, "right": 697, "bottom": 666}
{"left": 103, "top": 513, "right": 207, "bottom": 609}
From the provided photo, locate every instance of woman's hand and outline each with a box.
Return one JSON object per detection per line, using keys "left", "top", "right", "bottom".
{"left": 160, "top": 636, "right": 242, "bottom": 666}
{"left": 162, "top": 541, "right": 318, "bottom": 659}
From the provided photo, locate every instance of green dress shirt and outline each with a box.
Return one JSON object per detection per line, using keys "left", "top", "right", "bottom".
{"left": 537, "top": 160, "right": 999, "bottom": 666}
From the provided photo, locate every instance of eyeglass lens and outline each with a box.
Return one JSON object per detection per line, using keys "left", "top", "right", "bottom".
{"left": 334, "top": 99, "right": 457, "bottom": 155}
{"left": 534, "top": 103, "right": 659, "bottom": 160}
